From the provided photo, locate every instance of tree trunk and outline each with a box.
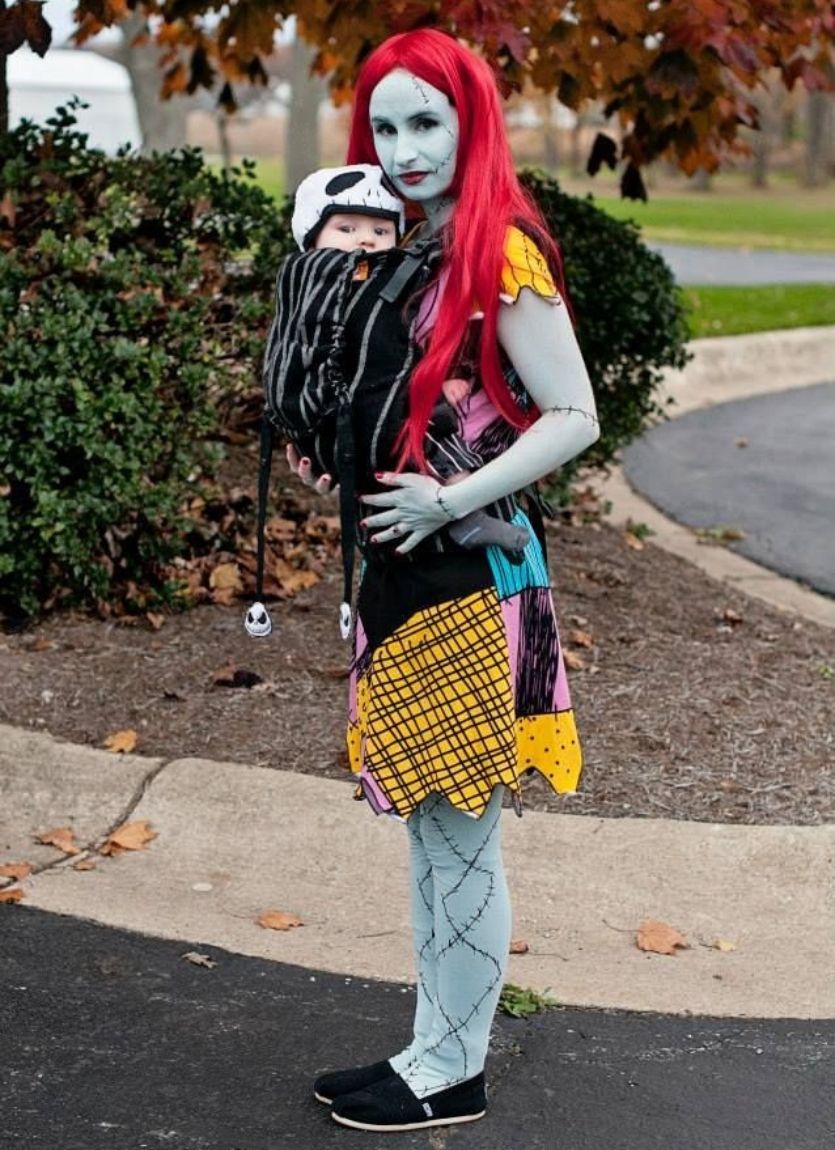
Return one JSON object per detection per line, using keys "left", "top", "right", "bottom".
{"left": 118, "top": 12, "right": 192, "bottom": 154}
{"left": 541, "top": 95, "right": 559, "bottom": 173}
{"left": 0, "top": 52, "right": 8, "bottom": 136}
{"left": 689, "top": 169, "right": 713, "bottom": 191}
{"left": 285, "top": 36, "right": 325, "bottom": 194}
{"left": 804, "top": 90, "right": 832, "bottom": 187}
{"left": 216, "top": 110, "right": 233, "bottom": 172}
{"left": 570, "top": 117, "right": 583, "bottom": 178}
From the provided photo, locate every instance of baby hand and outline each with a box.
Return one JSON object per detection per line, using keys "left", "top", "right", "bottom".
{"left": 441, "top": 377, "right": 473, "bottom": 408}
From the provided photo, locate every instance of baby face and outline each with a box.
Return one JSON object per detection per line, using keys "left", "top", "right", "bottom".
{"left": 314, "top": 212, "right": 398, "bottom": 252}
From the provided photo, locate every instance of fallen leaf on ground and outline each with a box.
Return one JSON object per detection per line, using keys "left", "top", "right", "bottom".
{"left": 0, "top": 862, "right": 32, "bottom": 880}
{"left": 712, "top": 938, "right": 737, "bottom": 953}
{"left": 695, "top": 525, "right": 747, "bottom": 545}
{"left": 146, "top": 612, "right": 165, "bottom": 631}
{"left": 622, "top": 531, "right": 644, "bottom": 551}
{"left": 273, "top": 558, "right": 320, "bottom": 594}
{"left": 256, "top": 910, "right": 304, "bottom": 931}
{"left": 312, "top": 665, "right": 351, "bottom": 680}
{"left": 182, "top": 951, "right": 217, "bottom": 969}
{"left": 0, "top": 887, "right": 24, "bottom": 904}
{"left": 211, "top": 662, "right": 263, "bottom": 689}
{"left": 100, "top": 820, "right": 157, "bottom": 856}
{"left": 509, "top": 939, "right": 529, "bottom": 954}
{"left": 35, "top": 827, "right": 79, "bottom": 855}
{"left": 735, "top": 437, "right": 748, "bottom": 448}
{"left": 28, "top": 638, "right": 53, "bottom": 652}
{"left": 568, "top": 629, "right": 594, "bottom": 648}
{"left": 0, "top": 192, "right": 16, "bottom": 226}
{"left": 563, "top": 650, "right": 586, "bottom": 671}
{"left": 103, "top": 728, "right": 138, "bottom": 754}
{"left": 209, "top": 562, "right": 243, "bottom": 592}
{"left": 265, "top": 517, "right": 298, "bottom": 541}
{"left": 722, "top": 608, "right": 743, "bottom": 626}
{"left": 72, "top": 858, "right": 98, "bottom": 872}
{"left": 636, "top": 919, "right": 689, "bottom": 956}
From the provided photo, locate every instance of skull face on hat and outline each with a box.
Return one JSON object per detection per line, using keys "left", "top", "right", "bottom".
{"left": 291, "top": 165, "right": 406, "bottom": 251}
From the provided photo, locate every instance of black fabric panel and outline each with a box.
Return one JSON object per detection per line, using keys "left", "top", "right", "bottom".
{"left": 515, "top": 586, "right": 560, "bottom": 716}
{"left": 357, "top": 549, "right": 495, "bottom": 654}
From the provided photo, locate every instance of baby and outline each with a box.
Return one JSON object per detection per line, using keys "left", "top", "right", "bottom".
{"left": 291, "top": 165, "right": 530, "bottom": 558}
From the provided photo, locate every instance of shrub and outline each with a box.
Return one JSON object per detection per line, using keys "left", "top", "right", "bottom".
{"left": 520, "top": 170, "right": 691, "bottom": 496}
{"left": 0, "top": 103, "right": 289, "bottom": 621}
{"left": 0, "top": 115, "right": 687, "bottom": 622}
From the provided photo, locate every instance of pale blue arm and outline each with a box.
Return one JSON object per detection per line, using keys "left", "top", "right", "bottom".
{"left": 362, "top": 288, "right": 600, "bottom": 552}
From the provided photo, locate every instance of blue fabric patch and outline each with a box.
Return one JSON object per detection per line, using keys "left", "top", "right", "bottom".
{"left": 486, "top": 509, "right": 549, "bottom": 598}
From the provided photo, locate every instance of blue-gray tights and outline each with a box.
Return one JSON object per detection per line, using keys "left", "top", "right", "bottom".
{"left": 388, "top": 786, "right": 511, "bottom": 1099}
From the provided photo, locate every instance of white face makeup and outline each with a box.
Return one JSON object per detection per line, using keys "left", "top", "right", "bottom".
{"left": 314, "top": 212, "right": 398, "bottom": 252}
{"left": 369, "top": 70, "right": 459, "bottom": 221}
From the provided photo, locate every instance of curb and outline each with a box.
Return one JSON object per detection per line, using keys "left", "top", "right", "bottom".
{"left": 3, "top": 724, "right": 834, "bottom": 1021}
{"left": 592, "top": 326, "right": 835, "bottom": 629}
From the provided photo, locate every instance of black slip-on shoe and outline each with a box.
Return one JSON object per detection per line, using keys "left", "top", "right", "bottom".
{"left": 313, "top": 1059, "right": 395, "bottom": 1105}
{"left": 331, "top": 1071, "right": 487, "bottom": 1131}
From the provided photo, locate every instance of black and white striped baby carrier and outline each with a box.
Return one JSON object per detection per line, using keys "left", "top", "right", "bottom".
{"left": 253, "top": 237, "right": 445, "bottom": 639}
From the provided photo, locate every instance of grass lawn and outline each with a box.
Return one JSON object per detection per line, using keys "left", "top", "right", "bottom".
{"left": 684, "top": 284, "right": 835, "bottom": 338}
{"left": 597, "top": 194, "right": 835, "bottom": 253}
{"left": 250, "top": 157, "right": 284, "bottom": 202}
{"left": 236, "top": 157, "right": 835, "bottom": 336}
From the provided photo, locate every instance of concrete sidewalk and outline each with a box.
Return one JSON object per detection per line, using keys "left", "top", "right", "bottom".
{"left": 2, "top": 725, "right": 833, "bottom": 1021}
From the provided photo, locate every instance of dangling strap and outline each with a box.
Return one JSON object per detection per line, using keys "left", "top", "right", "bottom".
{"left": 335, "top": 404, "right": 356, "bottom": 640}
{"left": 255, "top": 415, "right": 274, "bottom": 601}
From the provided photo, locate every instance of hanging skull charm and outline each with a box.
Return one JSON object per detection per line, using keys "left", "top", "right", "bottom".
{"left": 244, "top": 601, "right": 272, "bottom": 638}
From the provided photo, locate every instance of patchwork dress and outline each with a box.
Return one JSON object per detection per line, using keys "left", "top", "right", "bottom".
{"left": 345, "top": 228, "right": 583, "bottom": 821}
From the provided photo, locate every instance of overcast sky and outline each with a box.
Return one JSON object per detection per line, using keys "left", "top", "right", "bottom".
{"left": 45, "top": 0, "right": 114, "bottom": 45}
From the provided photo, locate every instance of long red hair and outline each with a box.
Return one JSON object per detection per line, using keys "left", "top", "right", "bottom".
{"left": 347, "top": 28, "right": 569, "bottom": 474}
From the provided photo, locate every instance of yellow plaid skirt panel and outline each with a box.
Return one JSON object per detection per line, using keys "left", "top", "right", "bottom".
{"left": 346, "top": 510, "right": 583, "bottom": 821}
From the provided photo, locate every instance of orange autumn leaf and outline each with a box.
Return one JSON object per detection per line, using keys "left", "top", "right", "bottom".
{"left": 0, "top": 887, "right": 24, "bottom": 904}
{"left": 509, "top": 939, "right": 529, "bottom": 954}
{"left": 209, "top": 562, "right": 243, "bottom": 592}
{"left": 256, "top": 910, "right": 304, "bottom": 931}
{"left": 622, "top": 531, "right": 645, "bottom": 551}
{"left": 146, "top": 611, "right": 165, "bottom": 631}
{"left": 103, "top": 728, "right": 138, "bottom": 754}
{"left": 0, "top": 861, "right": 32, "bottom": 880}
{"left": 563, "top": 650, "right": 586, "bottom": 671}
{"left": 35, "top": 826, "right": 79, "bottom": 855}
{"left": 568, "top": 629, "right": 594, "bottom": 648}
{"left": 636, "top": 919, "right": 689, "bottom": 956}
{"left": 100, "top": 820, "right": 157, "bottom": 856}
{"left": 72, "top": 858, "right": 98, "bottom": 872}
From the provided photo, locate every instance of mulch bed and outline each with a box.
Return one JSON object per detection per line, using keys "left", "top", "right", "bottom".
{"left": 3, "top": 461, "right": 832, "bottom": 827}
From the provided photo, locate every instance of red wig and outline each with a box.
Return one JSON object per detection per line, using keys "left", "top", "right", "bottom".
{"left": 347, "top": 28, "right": 570, "bottom": 474}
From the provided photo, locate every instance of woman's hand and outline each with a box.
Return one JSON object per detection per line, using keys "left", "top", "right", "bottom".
{"left": 361, "top": 472, "right": 454, "bottom": 554}
{"left": 285, "top": 443, "right": 337, "bottom": 495}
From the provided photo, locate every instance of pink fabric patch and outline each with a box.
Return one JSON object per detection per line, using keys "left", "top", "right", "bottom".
{"left": 414, "top": 268, "right": 448, "bottom": 346}
{"left": 500, "top": 594, "right": 521, "bottom": 704}
{"left": 553, "top": 642, "right": 572, "bottom": 712}
{"left": 348, "top": 614, "right": 368, "bottom": 723}
{"left": 359, "top": 765, "right": 394, "bottom": 814}
{"left": 460, "top": 388, "right": 501, "bottom": 445}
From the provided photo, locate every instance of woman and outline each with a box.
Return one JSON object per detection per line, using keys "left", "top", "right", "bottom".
{"left": 288, "top": 28, "right": 599, "bottom": 1133}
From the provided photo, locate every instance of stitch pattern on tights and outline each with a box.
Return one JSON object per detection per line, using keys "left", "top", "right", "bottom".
{"left": 397, "top": 788, "right": 511, "bottom": 1099}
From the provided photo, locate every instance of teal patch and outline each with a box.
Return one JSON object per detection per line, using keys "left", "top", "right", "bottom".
{"left": 486, "top": 509, "right": 549, "bottom": 598}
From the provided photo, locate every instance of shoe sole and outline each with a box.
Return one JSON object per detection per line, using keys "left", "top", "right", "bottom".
{"left": 313, "top": 1091, "right": 333, "bottom": 1106}
{"left": 331, "top": 1109, "right": 486, "bottom": 1132}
